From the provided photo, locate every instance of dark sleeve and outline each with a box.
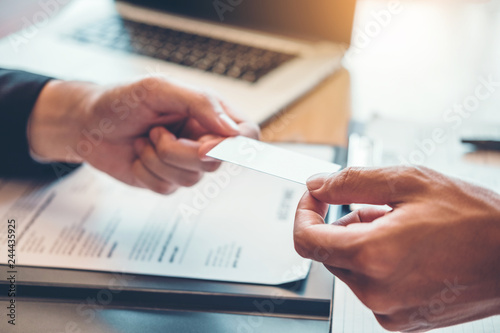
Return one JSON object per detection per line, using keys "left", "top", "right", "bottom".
{"left": 0, "top": 69, "right": 80, "bottom": 179}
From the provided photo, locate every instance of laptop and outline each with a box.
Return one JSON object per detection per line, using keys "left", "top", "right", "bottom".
{"left": 0, "top": 0, "right": 355, "bottom": 124}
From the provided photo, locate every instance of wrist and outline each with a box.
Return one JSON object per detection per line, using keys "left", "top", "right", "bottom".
{"left": 28, "top": 80, "right": 101, "bottom": 163}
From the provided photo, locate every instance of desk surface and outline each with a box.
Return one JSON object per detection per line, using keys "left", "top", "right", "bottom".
{"left": 261, "top": 68, "right": 351, "bottom": 147}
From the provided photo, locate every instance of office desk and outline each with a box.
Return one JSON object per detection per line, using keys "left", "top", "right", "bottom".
{"left": 261, "top": 68, "right": 351, "bottom": 147}
{"left": 3, "top": 1, "right": 500, "bottom": 332}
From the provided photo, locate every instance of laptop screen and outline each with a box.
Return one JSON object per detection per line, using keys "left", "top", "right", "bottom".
{"left": 119, "top": 0, "right": 355, "bottom": 44}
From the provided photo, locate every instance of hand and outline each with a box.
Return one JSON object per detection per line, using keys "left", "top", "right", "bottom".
{"left": 294, "top": 166, "right": 500, "bottom": 332}
{"left": 28, "top": 77, "right": 259, "bottom": 193}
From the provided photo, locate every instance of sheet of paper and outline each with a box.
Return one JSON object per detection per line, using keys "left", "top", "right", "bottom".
{"left": 332, "top": 279, "right": 500, "bottom": 333}
{"left": 0, "top": 144, "right": 336, "bottom": 285}
{"left": 207, "top": 136, "right": 341, "bottom": 185}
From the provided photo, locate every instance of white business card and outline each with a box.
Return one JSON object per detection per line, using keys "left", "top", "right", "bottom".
{"left": 207, "top": 136, "right": 341, "bottom": 185}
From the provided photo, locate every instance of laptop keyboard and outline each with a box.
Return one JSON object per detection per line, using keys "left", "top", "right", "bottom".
{"left": 70, "top": 18, "right": 298, "bottom": 83}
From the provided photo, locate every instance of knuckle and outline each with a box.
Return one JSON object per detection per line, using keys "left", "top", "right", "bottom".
{"left": 293, "top": 230, "right": 313, "bottom": 259}
{"left": 131, "top": 162, "right": 144, "bottom": 185}
{"left": 156, "top": 142, "right": 172, "bottom": 162}
{"left": 401, "top": 166, "right": 429, "bottom": 188}
{"left": 401, "top": 165, "right": 422, "bottom": 181}
{"left": 154, "top": 182, "right": 176, "bottom": 195}
{"left": 132, "top": 159, "right": 144, "bottom": 176}
{"left": 335, "top": 166, "right": 354, "bottom": 186}
{"left": 180, "top": 172, "right": 203, "bottom": 187}
{"left": 330, "top": 167, "right": 359, "bottom": 197}
{"left": 386, "top": 165, "right": 431, "bottom": 198}
{"left": 139, "top": 148, "right": 156, "bottom": 166}
{"left": 192, "top": 92, "right": 214, "bottom": 109}
{"left": 293, "top": 242, "right": 311, "bottom": 259}
{"left": 138, "top": 76, "right": 164, "bottom": 92}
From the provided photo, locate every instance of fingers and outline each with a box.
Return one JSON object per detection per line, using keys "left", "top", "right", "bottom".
{"left": 142, "top": 77, "right": 241, "bottom": 137}
{"left": 132, "top": 159, "right": 178, "bottom": 195}
{"left": 333, "top": 206, "right": 390, "bottom": 227}
{"left": 136, "top": 139, "right": 202, "bottom": 184}
{"left": 133, "top": 127, "right": 222, "bottom": 194}
{"left": 295, "top": 191, "right": 329, "bottom": 226}
{"left": 198, "top": 135, "right": 226, "bottom": 162}
{"left": 306, "top": 166, "right": 430, "bottom": 206}
{"left": 293, "top": 192, "right": 364, "bottom": 269}
{"left": 172, "top": 95, "right": 260, "bottom": 145}
{"left": 132, "top": 77, "right": 260, "bottom": 161}
{"left": 148, "top": 127, "right": 221, "bottom": 172}
{"left": 196, "top": 99, "right": 260, "bottom": 161}
{"left": 217, "top": 98, "right": 260, "bottom": 140}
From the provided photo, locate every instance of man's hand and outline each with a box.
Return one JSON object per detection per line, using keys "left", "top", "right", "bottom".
{"left": 28, "top": 77, "right": 259, "bottom": 193}
{"left": 294, "top": 166, "right": 500, "bottom": 332}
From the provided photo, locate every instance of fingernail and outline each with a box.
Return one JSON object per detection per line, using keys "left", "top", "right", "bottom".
{"left": 307, "top": 173, "right": 330, "bottom": 191}
{"left": 219, "top": 113, "right": 240, "bottom": 132}
{"left": 150, "top": 127, "right": 162, "bottom": 145}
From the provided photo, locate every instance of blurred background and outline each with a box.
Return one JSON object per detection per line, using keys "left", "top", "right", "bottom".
{"left": 1, "top": 0, "right": 499, "bottom": 123}
{"left": 347, "top": 0, "right": 500, "bottom": 123}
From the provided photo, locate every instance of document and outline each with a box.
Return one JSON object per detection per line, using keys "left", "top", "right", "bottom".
{"left": 0, "top": 144, "right": 336, "bottom": 285}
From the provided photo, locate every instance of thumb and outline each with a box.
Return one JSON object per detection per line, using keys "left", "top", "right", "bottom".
{"left": 306, "top": 166, "right": 422, "bottom": 206}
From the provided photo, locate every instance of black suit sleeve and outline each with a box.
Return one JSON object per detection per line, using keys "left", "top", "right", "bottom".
{"left": 0, "top": 68, "right": 80, "bottom": 179}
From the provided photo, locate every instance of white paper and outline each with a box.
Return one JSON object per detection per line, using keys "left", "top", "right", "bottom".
{"left": 332, "top": 279, "right": 500, "bottom": 333}
{"left": 207, "top": 136, "right": 341, "bottom": 185}
{"left": 0, "top": 144, "right": 336, "bottom": 285}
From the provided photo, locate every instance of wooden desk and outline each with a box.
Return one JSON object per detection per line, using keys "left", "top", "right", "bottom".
{"left": 261, "top": 68, "right": 351, "bottom": 147}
